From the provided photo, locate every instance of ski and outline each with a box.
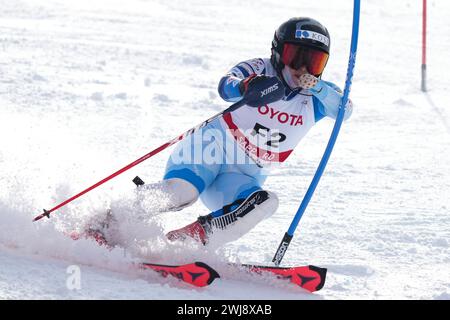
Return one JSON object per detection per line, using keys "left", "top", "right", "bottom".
{"left": 138, "top": 262, "right": 325, "bottom": 291}
{"left": 139, "top": 261, "right": 220, "bottom": 288}
{"left": 232, "top": 264, "right": 327, "bottom": 292}
{"left": 68, "top": 211, "right": 324, "bottom": 291}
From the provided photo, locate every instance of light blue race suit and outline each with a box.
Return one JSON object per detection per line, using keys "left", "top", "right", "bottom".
{"left": 163, "top": 58, "right": 353, "bottom": 217}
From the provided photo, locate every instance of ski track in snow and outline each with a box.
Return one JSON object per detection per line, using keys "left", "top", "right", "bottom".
{"left": 0, "top": 0, "right": 449, "bottom": 299}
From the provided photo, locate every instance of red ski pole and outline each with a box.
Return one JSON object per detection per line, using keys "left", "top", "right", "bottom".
{"left": 33, "top": 76, "right": 285, "bottom": 222}
{"left": 33, "top": 100, "right": 245, "bottom": 222}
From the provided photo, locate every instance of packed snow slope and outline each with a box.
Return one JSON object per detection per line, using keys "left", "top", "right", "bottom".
{"left": 0, "top": 0, "right": 449, "bottom": 299}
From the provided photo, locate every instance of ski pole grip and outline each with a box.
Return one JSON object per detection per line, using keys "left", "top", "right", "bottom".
{"left": 272, "top": 232, "right": 293, "bottom": 266}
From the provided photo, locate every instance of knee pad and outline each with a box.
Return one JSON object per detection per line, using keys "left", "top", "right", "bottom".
{"left": 139, "top": 178, "right": 199, "bottom": 212}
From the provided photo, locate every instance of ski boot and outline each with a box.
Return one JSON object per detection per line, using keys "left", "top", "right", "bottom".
{"left": 70, "top": 210, "right": 117, "bottom": 248}
{"left": 166, "top": 215, "right": 212, "bottom": 245}
{"left": 166, "top": 190, "right": 276, "bottom": 245}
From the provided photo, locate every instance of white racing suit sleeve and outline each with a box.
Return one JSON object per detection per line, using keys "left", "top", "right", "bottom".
{"left": 218, "top": 58, "right": 267, "bottom": 102}
{"left": 310, "top": 80, "right": 353, "bottom": 121}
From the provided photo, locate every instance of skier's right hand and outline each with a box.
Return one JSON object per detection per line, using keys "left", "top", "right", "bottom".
{"left": 239, "top": 74, "right": 285, "bottom": 107}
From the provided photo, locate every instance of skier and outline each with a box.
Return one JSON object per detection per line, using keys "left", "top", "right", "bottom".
{"left": 84, "top": 17, "right": 353, "bottom": 247}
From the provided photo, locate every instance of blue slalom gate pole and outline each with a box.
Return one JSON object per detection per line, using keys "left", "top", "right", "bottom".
{"left": 272, "top": 0, "right": 361, "bottom": 266}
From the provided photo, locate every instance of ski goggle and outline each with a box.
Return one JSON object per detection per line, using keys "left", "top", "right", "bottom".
{"left": 281, "top": 43, "right": 329, "bottom": 76}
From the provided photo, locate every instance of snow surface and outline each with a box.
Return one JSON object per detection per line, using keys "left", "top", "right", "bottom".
{"left": 1, "top": 0, "right": 449, "bottom": 300}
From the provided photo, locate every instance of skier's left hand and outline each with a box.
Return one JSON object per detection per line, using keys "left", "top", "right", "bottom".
{"left": 298, "top": 74, "right": 319, "bottom": 90}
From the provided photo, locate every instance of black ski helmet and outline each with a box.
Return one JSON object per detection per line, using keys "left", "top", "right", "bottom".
{"left": 271, "top": 17, "right": 330, "bottom": 75}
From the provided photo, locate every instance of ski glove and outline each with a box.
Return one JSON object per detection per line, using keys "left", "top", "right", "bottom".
{"left": 239, "top": 74, "right": 285, "bottom": 107}
{"left": 298, "top": 74, "right": 319, "bottom": 90}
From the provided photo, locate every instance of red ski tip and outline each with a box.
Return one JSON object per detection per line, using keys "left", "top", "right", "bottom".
{"left": 140, "top": 261, "right": 220, "bottom": 287}
{"left": 241, "top": 264, "right": 327, "bottom": 292}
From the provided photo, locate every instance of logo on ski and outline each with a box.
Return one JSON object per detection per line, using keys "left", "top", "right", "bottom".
{"left": 298, "top": 275, "right": 317, "bottom": 286}
{"left": 140, "top": 262, "right": 220, "bottom": 287}
{"left": 188, "top": 271, "right": 208, "bottom": 282}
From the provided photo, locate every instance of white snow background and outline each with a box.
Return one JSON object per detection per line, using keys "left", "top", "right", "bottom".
{"left": 0, "top": 0, "right": 449, "bottom": 300}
